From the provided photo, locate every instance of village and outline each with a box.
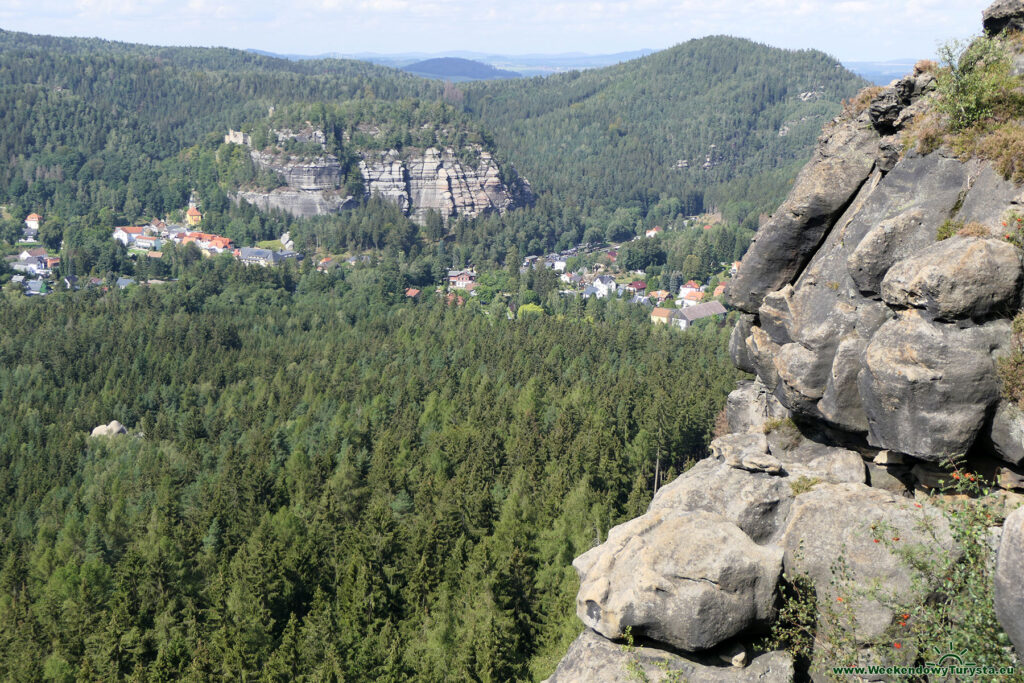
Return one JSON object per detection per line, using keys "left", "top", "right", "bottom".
{"left": 4, "top": 206, "right": 735, "bottom": 331}
{"left": 3, "top": 203, "right": 305, "bottom": 296}
{"left": 419, "top": 225, "right": 737, "bottom": 330}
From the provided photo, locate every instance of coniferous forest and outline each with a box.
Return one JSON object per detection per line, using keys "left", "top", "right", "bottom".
{"left": 0, "top": 264, "right": 740, "bottom": 680}
{"left": 0, "top": 26, "right": 867, "bottom": 681}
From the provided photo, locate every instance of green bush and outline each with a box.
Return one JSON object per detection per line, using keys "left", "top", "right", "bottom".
{"left": 934, "top": 36, "right": 1013, "bottom": 131}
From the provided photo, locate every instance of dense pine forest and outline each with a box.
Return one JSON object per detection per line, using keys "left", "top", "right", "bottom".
{"left": 0, "top": 262, "right": 740, "bottom": 680}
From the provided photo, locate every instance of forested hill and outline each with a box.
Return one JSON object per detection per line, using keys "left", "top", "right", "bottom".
{"left": 0, "top": 29, "right": 865, "bottom": 240}
{"left": 465, "top": 36, "right": 869, "bottom": 227}
{"left": 0, "top": 29, "right": 438, "bottom": 81}
{"left": 403, "top": 57, "right": 521, "bottom": 80}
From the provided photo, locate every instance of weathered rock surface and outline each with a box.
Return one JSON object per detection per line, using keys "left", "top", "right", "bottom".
{"left": 995, "top": 505, "right": 1024, "bottom": 652}
{"left": 245, "top": 142, "right": 531, "bottom": 223}
{"left": 250, "top": 150, "right": 343, "bottom": 191}
{"left": 989, "top": 400, "right": 1024, "bottom": 466}
{"left": 360, "top": 151, "right": 409, "bottom": 213}
{"left": 726, "top": 380, "right": 790, "bottom": 434}
{"left": 237, "top": 188, "right": 357, "bottom": 218}
{"left": 846, "top": 208, "right": 927, "bottom": 295}
{"left": 763, "top": 425, "right": 867, "bottom": 485}
{"left": 651, "top": 458, "right": 793, "bottom": 543}
{"left": 781, "top": 483, "right": 957, "bottom": 642}
{"left": 859, "top": 312, "right": 1009, "bottom": 460}
{"left": 543, "top": 630, "right": 795, "bottom": 683}
{"left": 91, "top": 420, "right": 126, "bottom": 437}
{"left": 983, "top": 0, "right": 1024, "bottom": 35}
{"left": 729, "top": 314, "right": 758, "bottom": 374}
{"left": 880, "top": 237, "right": 1023, "bottom": 321}
{"left": 747, "top": 326, "right": 782, "bottom": 391}
{"left": 573, "top": 509, "right": 782, "bottom": 652}
{"left": 726, "top": 113, "right": 879, "bottom": 313}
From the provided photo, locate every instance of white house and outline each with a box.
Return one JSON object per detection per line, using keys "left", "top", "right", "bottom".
{"left": 113, "top": 226, "right": 146, "bottom": 246}
{"left": 593, "top": 275, "right": 619, "bottom": 298}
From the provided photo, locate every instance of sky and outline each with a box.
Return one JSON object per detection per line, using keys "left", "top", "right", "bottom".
{"left": 0, "top": 0, "right": 995, "bottom": 62}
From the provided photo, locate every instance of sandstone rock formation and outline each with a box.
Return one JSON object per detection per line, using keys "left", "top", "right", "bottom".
{"left": 550, "top": 5, "right": 1024, "bottom": 679}
{"left": 573, "top": 509, "right": 782, "bottom": 652}
{"left": 91, "top": 420, "right": 127, "bottom": 437}
{"left": 544, "top": 630, "right": 794, "bottom": 683}
{"left": 239, "top": 135, "right": 532, "bottom": 223}
{"left": 995, "top": 505, "right": 1024, "bottom": 652}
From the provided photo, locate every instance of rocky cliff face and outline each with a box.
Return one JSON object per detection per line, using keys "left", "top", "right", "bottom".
{"left": 547, "top": 4, "right": 1024, "bottom": 681}
{"left": 237, "top": 139, "right": 532, "bottom": 223}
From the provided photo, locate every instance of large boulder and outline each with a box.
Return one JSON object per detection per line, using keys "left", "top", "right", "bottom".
{"left": 90, "top": 420, "right": 127, "bottom": 437}
{"left": 726, "top": 113, "right": 879, "bottom": 313}
{"left": 543, "top": 630, "right": 795, "bottom": 683}
{"left": 859, "top": 312, "right": 1009, "bottom": 460}
{"left": 988, "top": 400, "right": 1024, "bottom": 466}
{"left": 781, "top": 483, "right": 957, "bottom": 642}
{"left": 983, "top": 0, "right": 1024, "bottom": 35}
{"left": 650, "top": 458, "right": 794, "bottom": 543}
{"left": 846, "top": 208, "right": 927, "bottom": 296}
{"left": 880, "top": 237, "right": 1023, "bottom": 321}
{"left": 995, "top": 505, "right": 1024, "bottom": 652}
{"left": 573, "top": 509, "right": 782, "bottom": 652}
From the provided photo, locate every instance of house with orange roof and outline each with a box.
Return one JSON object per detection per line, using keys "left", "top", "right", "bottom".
{"left": 182, "top": 232, "right": 234, "bottom": 254}
{"left": 644, "top": 226, "right": 663, "bottom": 238}
{"left": 681, "top": 290, "right": 705, "bottom": 308}
{"left": 650, "top": 307, "right": 679, "bottom": 326}
{"left": 25, "top": 213, "right": 41, "bottom": 230}
{"left": 186, "top": 206, "right": 202, "bottom": 226}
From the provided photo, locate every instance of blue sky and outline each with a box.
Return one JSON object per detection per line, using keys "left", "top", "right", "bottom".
{"left": 0, "top": 0, "right": 994, "bottom": 61}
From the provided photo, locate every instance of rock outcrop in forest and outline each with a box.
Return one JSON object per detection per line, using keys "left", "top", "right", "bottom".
{"left": 236, "top": 135, "right": 532, "bottom": 223}
{"left": 547, "top": 3, "right": 1024, "bottom": 680}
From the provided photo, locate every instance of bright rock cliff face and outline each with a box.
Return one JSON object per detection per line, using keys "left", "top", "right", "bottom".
{"left": 239, "top": 144, "right": 532, "bottom": 223}
{"left": 546, "top": 3, "right": 1024, "bottom": 681}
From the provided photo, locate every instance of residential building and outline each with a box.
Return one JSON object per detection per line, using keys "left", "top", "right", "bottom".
{"left": 681, "top": 290, "right": 705, "bottom": 308}
{"left": 116, "top": 277, "right": 136, "bottom": 290}
{"left": 626, "top": 280, "right": 647, "bottom": 294}
{"left": 650, "top": 307, "right": 678, "bottom": 325}
{"left": 134, "top": 236, "right": 162, "bottom": 251}
{"left": 677, "top": 301, "right": 728, "bottom": 329}
{"left": 19, "top": 247, "right": 47, "bottom": 261}
{"left": 448, "top": 269, "right": 477, "bottom": 288}
{"left": 186, "top": 206, "right": 202, "bottom": 227}
{"left": 593, "top": 275, "right": 618, "bottom": 298}
{"left": 644, "top": 226, "right": 663, "bottom": 238}
{"left": 25, "top": 280, "right": 48, "bottom": 296}
{"left": 237, "top": 247, "right": 283, "bottom": 267}
{"left": 24, "top": 213, "right": 41, "bottom": 230}
{"left": 113, "top": 226, "right": 146, "bottom": 246}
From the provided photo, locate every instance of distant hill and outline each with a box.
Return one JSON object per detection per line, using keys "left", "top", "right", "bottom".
{"left": 248, "top": 48, "right": 657, "bottom": 77}
{"left": 465, "top": 36, "right": 870, "bottom": 227}
{"left": 402, "top": 57, "right": 520, "bottom": 81}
